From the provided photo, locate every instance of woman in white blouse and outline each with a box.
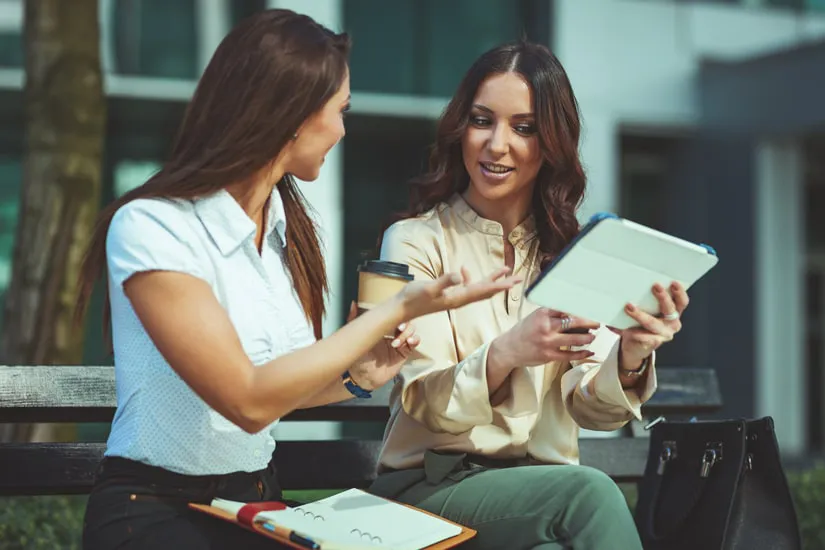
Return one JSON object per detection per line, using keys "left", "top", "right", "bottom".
{"left": 76, "top": 10, "right": 518, "bottom": 550}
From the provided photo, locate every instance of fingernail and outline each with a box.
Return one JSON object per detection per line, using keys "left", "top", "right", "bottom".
{"left": 626, "top": 304, "right": 635, "bottom": 312}
{"left": 451, "top": 274, "right": 462, "bottom": 283}
{"left": 653, "top": 284, "right": 664, "bottom": 293}
{"left": 407, "top": 337, "right": 416, "bottom": 344}
{"left": 671, "top": 282, "right": 679, "bottom": 290}
{"left": 398, "top": 323, "right": 407, "bottom": 331}
{"left": 391, "top": 339, "right": 400, "bottom": 348}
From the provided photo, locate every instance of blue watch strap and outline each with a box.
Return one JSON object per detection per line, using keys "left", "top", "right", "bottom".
{"left": 342, "top": 371, "right": 372, "bottom": 399}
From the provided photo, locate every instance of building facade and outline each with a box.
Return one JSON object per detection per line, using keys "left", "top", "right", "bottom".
{"left": 0, "top": 0, "right": 823, "bottom": 453}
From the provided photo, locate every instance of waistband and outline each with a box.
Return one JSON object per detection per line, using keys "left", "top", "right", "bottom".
{"left": 94, "top": 456, "right": 279, "bottom": 501}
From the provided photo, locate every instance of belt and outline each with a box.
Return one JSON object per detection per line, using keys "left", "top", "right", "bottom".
{"left": 95, "top": 456, "right": 277, "bottom": 499}
{"left": 463, "top": 453, "right": 536, "bottom": 469}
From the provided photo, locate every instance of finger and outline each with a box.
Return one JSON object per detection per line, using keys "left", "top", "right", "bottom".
{"left": 671, "top": 282, "right": 689, "bottom": 313}
{"left": 346, "top": 301, "right": 358, "bottom": 322}
{"left": 567, "top": 316, "right": 601, "bottom": 332}
{"left": 606, "top": 326, "right": 623, "bottom": 335}
{"left": 625, "top": 303, "right": 668, "bottom": 335}
{"left": 486, "top": 266, "right": 512, "bottom": 282}
{"left": 447, "top": 275, "right": 523, "bottom": 308}
{"left": 461, "top": 266, "right": 472, "bottom": 284}
{"left": 431, "top": 271, "right": 464, "bottom": 296}
{"left": 556, "top": 333, "right": 598, "bottom": 348}
{"left": 393, "top": 323, "right": 417, "bottom": 348}
{"left": 653, "top": 283, "right": 677, "bottom": 319}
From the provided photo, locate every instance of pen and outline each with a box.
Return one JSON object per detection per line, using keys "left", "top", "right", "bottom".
{"left": 260, "top": 521, "right": 321, "bottom": 549}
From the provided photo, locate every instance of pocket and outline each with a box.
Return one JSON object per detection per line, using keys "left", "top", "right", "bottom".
{"left": 83, "top": 486, "right": 135, "bottom": 550}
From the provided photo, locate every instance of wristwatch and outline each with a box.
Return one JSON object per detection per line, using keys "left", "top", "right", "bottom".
{"left": 342, "top": 371, "right": 373, "bottom": 399}
{"left": 620, "top": 355, "right": 651, "bottom": 378}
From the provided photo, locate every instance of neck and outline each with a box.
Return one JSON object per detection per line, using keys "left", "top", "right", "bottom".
{"left": 462, "top": 185, "right": 533, "bottom": 236}
{"left": 225, "top": 164, "right": 285, "bottom": 223}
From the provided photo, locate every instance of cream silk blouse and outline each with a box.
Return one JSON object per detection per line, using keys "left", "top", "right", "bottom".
{"left": 377, "top": 194, "right": 657, "bottom": 471}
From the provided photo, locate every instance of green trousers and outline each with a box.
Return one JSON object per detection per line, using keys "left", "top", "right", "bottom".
{"left": 369, "top": 451, "right": 642, "bottom": 550}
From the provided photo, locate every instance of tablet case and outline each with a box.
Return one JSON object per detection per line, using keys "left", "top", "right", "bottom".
{"left": 525, "top": 213, "right": 718, "bottom": 329}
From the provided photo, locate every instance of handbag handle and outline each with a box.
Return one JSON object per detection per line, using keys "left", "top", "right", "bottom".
{"left": 642, "top": 445, "right": 718, "bottom": 541}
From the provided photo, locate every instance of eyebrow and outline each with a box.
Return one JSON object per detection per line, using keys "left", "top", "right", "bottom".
{"left": 472, "top": 103, "right": 534, "bottom": 120}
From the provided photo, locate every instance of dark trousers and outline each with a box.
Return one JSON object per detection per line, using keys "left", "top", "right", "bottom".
{"left": 82, "top": 457, "right": 289, "bottom": 550}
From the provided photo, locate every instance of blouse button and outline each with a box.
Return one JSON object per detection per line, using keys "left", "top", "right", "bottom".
{"left": 510, "top": 292, "right": 521, "bottom": 301}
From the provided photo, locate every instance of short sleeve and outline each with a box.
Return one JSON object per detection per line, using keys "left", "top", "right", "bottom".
{"left": 106, "top": 199, "right": 208, "bottom": 288}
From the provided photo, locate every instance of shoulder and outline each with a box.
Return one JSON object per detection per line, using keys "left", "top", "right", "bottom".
{"left": 109, "top": 198, "right": 197, "bottom": 241}
{"left": 383, "top": 206, "right": 445, "bottom": 247}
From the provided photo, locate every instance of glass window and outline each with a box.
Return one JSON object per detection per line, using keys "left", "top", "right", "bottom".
{"left": 0, "top": 0, "right": 22, "bottom": 68}
{"left": 0, "top": 157, "right": 21, "bottom": 336}
{"left": 229, "top": 0, "right": 267, "bottom": 26}
{"left": 345, "top": 0, "right": 550, "bottom": 97}
{"left": 112, "top": 0, "right": 198, "bottom": 79}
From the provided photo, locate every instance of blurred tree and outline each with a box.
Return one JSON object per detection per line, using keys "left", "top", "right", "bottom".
{"left": 0, "top": 0, "right": 106, "bottom": 442}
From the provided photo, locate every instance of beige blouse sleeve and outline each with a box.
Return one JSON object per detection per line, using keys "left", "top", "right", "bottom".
{"left": 380, "top": 222, "right": 511, "bottom": 435}
{"left": 560, "top": 327, "right": 658, "bottom": 431}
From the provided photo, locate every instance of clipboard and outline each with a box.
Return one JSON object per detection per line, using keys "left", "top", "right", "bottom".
{"left": 189, "top": 493, "right": 476, "bottom": 549}
{"left": 525, "top": 213, "right": 718, "bottom": 329}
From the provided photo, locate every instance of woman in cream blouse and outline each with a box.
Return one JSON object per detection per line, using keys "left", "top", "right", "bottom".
{"left": 370, "top": 41, "right": 690, "bottom": 550}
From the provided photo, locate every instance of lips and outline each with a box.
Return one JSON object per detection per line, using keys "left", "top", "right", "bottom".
{"left": 479, "top": 162, "right": 515, "bottom": 179}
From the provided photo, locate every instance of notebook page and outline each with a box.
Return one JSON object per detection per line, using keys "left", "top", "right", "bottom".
{"left": 210, "top": 498, "right": 385, "bottom": 549}
{"left": 282, "top": 489, "right": 462, "bottom": 550}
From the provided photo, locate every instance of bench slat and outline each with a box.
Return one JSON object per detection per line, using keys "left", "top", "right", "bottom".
{"left": 0, "top": 366, "right": 721, "bottom": 423}
{"left": 0, "top": 438, "right": 650, "bottom": 496}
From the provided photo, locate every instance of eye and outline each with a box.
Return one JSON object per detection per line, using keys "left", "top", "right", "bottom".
{"left": 340, "top": 103, "right": 351, "bottom": 117}
{"left": 470, "top": 115, "right": 491, "bottom": 127}
{"left": 514, "top": 123, "right": 536, "bottom": 136}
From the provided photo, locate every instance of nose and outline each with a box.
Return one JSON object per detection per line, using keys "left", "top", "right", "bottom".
{"left": 487, "top": 122, "right": 509, "bottom": 156}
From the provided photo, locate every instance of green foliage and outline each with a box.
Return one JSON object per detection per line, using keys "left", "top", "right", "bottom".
{"left": 0, "top": 495, "right": 86, "bottom": 550}
{"left": 788, "top": 462, "right": 825, "bottom": 549}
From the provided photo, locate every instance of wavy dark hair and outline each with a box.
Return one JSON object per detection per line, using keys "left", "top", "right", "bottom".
{"left": 395, "top": 41, "right": 585, "bottom": 262}
{"left": 76, "top": 9, "right": 350, "bottom": 340}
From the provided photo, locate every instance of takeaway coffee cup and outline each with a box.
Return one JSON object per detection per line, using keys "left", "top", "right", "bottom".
{"left": 357, "top": 260, "right": 414, "bottom": 317}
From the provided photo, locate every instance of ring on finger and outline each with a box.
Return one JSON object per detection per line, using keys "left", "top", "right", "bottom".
{"left": 560, "top": 316, "right": 572, "bottom": 331}
{"left": 662, "top": 312, "right": 680, "bottom": 321}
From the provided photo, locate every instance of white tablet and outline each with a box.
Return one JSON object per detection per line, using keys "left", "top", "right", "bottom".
{"left": 525, "top": 213, "right": 719, "bottom": 329}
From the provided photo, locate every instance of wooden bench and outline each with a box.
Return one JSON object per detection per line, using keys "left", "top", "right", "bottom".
{"left": 0, "top": 366, "right": 721, "bottom": 496}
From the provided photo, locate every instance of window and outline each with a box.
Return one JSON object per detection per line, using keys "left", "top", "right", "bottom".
{"left": 112, "top": 0, "right": 198, "bottom": 79}
{"left": 229, "top": 0, "right": 267, "bottom": 26}
{"left": 0, "top": 0, "right": 22, "bottom": 68}
{"left": 0, "top": 157, "right": 21, "bottom": 336}
{"left": 344, "top": 0, "right": 551, "bottom": 97}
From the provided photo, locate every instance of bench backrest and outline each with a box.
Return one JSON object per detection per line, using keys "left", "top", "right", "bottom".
{"left": 0, "top": 366, "right": 721, "bottom": 496}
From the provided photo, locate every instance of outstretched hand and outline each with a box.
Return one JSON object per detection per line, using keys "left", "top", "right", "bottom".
{"left": 400, "top": 266, "right": 521, "bottom": 320}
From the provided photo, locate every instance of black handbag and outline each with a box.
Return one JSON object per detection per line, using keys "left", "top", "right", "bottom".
{"left": 635, "top": 416, "right": 802, "bottom": 550}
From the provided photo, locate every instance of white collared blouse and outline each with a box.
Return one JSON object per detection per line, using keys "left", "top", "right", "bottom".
{"left": 104, "top": 188, "right": 315, "bottom": 475}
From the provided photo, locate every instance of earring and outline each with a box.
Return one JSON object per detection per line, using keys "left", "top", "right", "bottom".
{"left": 292, "top": 133, "right": 298, "bottom": 140}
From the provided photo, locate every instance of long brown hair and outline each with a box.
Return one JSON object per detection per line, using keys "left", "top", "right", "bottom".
{"left": 397, "top": 41, "right": 585, "bottom": 261}
{"left": 77, "top": 9, "right": 350, "bottom": 340}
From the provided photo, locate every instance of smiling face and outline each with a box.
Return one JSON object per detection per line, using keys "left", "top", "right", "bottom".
{"left": 283, "top": 70, "right": 351, "bottom": 181}
{"left": 461, "top": 71, "right": 542, "bottom": 211}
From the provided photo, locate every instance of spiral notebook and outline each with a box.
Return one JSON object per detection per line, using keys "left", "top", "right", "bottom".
{"left": 189, "top": 488, "right": 475, "bottom": 549}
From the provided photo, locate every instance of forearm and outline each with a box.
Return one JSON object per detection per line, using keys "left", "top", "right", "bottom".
{"left": 242, "top": 297, "right": 404, "bottom": 430}
{"left": 296, "top": 376, "right": 354, "bottom": 409}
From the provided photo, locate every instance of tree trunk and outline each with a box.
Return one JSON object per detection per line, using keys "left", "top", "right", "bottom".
{"left": 0, "top": 0, "right": 106, "bottom": 442}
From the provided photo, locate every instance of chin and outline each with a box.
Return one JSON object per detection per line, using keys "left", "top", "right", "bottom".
{"left": 291, "top": 167, "right": 321, "bottom": 182}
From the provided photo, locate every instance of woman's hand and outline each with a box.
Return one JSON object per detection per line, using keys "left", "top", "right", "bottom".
{"left": 488, "top": 308, "right": 601, "bottom": 373}
{"left": 345, "top": 302, "right": 420, "bottom": 391}
{"left": 398, "top": 266, "right": 521, "bottom": 320}
{"left": 613, "top": 282, "right": 690, "bottom": 368}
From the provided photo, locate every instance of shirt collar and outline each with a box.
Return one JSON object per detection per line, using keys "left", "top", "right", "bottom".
{"left": 193, "top": 187, "right": 288, "bottom": 256}
{"left": 448, "top": 193, "right": 537, "bottom": 244}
